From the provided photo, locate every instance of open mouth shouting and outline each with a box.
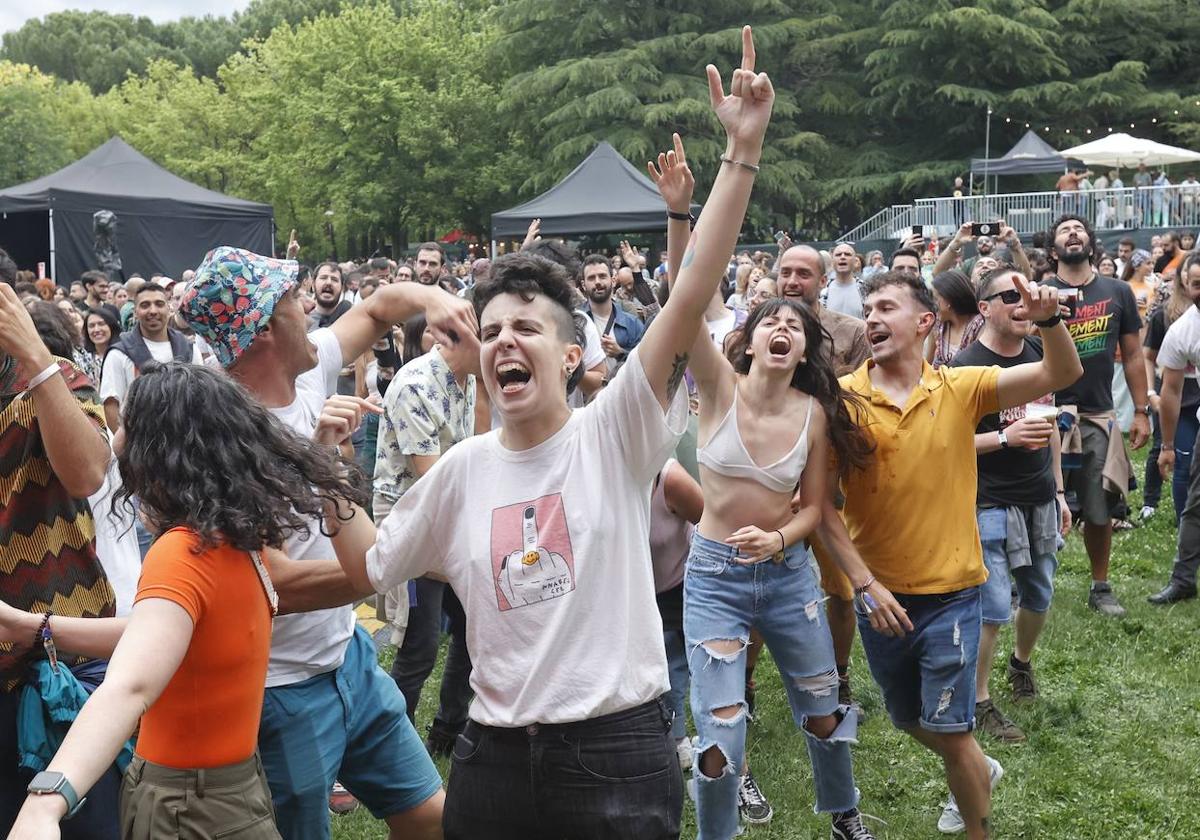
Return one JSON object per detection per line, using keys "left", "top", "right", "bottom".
{"left": 867, "top": 328, "right": 890, "bottom": 349}
{"left": 768, "top": 334, "right": 792, "bottom": 358}
{"left": 496, "top": 361, "right": 532, "bottom": 394}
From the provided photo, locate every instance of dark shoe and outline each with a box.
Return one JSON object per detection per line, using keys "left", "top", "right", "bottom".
{"left": 831, "top": 807, "right": 877, "bottom": 839}
{"left": 1088, "top": 583, "right": 1127, "bottom": 617}
{"left": 975, "top": 699, "right": 1025, "bottom": 743}
{"left": 1007, "top": 658, "right": 1039, "bottom": 705}
{"left": 1148, "top": 582, "right": 1198, "bottom": 605}
{"left": 424, "top": 721, "right": 461, "bottom": 757}
{"left": 737, "top": 771, "right": 773, "bottom": 824}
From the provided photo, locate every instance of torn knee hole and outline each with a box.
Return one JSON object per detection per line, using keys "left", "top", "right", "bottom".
{"left": 794, "top": 668, "right": 839, "bottom": 697}
{"left": 711, "top": 703, "right": 744, "bottom": 721}
{"left": 698, "top": 744, "right": 734, "bottom": 780}
{"left": 700, "top": 638, "right": 747, "bottom": 662}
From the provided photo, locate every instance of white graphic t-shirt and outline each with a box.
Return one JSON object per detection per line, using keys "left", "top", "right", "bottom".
{"left": 1159, "top": 305, "right": 1200, "bottom": 423}
{"left": 368, "top": 349, "right": 688, "bottom": 726}
{"left": 265, "top": 328, "right": 357, "bottom": 686}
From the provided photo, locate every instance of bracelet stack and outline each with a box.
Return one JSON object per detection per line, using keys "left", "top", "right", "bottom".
{"left": 720, "top": 155, "right": 760, "bottom": 173}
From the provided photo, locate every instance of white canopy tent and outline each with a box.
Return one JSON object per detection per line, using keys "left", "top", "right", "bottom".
{"left": 1059, "top": 133, "right": 1200, "bottom": 168}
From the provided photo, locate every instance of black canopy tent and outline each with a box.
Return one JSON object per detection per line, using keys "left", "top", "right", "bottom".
{"left": 491, "top": 141, "right": 699, "bottom": 240}
{"left": 970, "top": 130, "right": 1085, "bottom": 177}
{"left": 0, "top": 137, "right": 273, "bottom": 284}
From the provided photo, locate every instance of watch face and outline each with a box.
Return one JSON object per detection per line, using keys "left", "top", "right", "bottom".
{"left": 29, "top": 770, "right": 64, "bottom": 792}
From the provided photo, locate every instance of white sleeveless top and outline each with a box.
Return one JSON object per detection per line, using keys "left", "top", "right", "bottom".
{"left": 696, "top": 388, "right": 813, "bottom": 494}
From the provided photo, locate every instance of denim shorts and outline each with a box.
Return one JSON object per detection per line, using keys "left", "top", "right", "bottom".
{"left": 977, "top": 508, "right": 1058, "bottom": 624}
{"left": 257, "top": 626, "right": 441, "bottom": 839}
{"left": 857, "top": 587, "right": 982, "bottom": 734}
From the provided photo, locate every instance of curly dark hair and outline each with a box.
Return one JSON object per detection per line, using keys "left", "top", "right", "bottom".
{"left": 474, "top": 252, "right": 586, "bottom": 395}
{"left": 724, "top": 298, "right": 874, "bottom": 476}
{"left": 114, "top": 362, "right": 367, "bottom": 551}
{"left": 26, "top": 301, "right": 76, "bottom": 359}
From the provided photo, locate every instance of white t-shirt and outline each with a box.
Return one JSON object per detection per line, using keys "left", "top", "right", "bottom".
{"left": 367, "top": 349, "right": 688, "bottom": 726}
{"left": 88, "top": 451, "right": 141, "bottom": 617}
{"left": 567, "top": 314, "right": 606, "bottom": 409}
{"left": 99, "top": 334, "right": 203, "bottom": 406}
{"left": 1158, "top": 305, "right": 1200, "bottom": 423}
{"left": 265, "top": 327, "right": 358, "bottom": 686}
{"left": 825, "top": 277, "right": 864, "bottom": 320}
{"left": 707, "top": 311, "right": 737, "bottom": 350}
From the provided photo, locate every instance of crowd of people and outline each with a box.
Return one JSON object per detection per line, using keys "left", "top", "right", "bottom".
{"left": 0, "top": 26, "right": 1198, "bottom": 840}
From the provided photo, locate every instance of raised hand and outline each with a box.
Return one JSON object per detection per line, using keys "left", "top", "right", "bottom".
{"left": 647, "top": 133, "right": 695, "bottom": 214}
{"left": 1010, "top": 274, "right": 1058, "bottom": 324}
{"left": 286, "top": 229, "right": 300, "bottom": 260}
{"left": 521, "top": 218, "right": 542, "bottom": 251}
{"left": 706, "top": 26, "right": 774, "bottom": 150}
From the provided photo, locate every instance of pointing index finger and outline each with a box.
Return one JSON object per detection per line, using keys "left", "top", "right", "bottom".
{"left": 741, "top": 25, "right": 755, "bottom": 73}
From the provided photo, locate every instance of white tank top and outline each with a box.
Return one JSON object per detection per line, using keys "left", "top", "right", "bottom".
{"left": 696, "top": 388, "right": 813, "bottom": 494}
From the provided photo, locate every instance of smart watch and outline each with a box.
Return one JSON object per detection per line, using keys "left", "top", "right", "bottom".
{"left": 27, "top": 771, "right": 85, "bottom": 819}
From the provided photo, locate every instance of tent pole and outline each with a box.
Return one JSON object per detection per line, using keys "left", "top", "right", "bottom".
{"left": 983, "top": 106, "right": 993, "bottom": 199}
{"left": 490, "top": 239, "right": 497, "bottom": 258}
{"left": 48, "top": 205, "right": 57, "bottom": 284}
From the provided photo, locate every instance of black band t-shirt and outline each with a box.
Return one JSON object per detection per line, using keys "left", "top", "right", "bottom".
{"left": 952, "top": 338, "right": 1056, "bottom": 507}
{"left": 1044, "top": 272, "right": 1141, "bottom": 413}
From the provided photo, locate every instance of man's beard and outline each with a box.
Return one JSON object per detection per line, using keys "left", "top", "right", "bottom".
{"left": 1054, "top": 244, "right": 1092, "bottom": 266}
{"left": 589, "top": 286, "right": 612, "bottom": 304}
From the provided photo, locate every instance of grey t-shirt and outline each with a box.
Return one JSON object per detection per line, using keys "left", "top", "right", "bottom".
{"left": 824, "top": 278, "right": 864, "bottom": 320}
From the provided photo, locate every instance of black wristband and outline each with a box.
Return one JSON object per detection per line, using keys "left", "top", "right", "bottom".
{"left": 1034, "top": 314, "right": 1062, "bottom": 328}
{"left": 666, "top": 210, "right": 694, "bottom": 222}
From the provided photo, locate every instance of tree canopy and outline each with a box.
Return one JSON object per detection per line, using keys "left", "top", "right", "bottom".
{"left": 2, "top": 0, "right": 1200, "bottom": 253}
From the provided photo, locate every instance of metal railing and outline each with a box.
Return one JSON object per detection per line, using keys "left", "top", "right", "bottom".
{"left": 838, "top": 184, "right": 1200, "bottom": 243}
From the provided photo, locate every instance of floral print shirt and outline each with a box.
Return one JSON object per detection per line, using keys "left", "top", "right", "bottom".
{"left": 373, "top": 346, "right": 476, "bottom": 508}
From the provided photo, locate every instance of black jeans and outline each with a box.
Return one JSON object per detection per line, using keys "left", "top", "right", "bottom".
{"left": 443, "top": 698, "right": 683, "bottom": 840}
{"left": 1170, "top": 426, "right": 1200, "bottom": 588}
{"left": 390, "top": 577, "right": 473, "bottom": 731}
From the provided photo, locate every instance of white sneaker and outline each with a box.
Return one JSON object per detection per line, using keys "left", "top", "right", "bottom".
{"left": 675, "top": 737, "right": 693, "bottom": 771}
{"left": 937, "top": 756, "right": 1003, "bottom": 834}
{"left": 1141, "top": 505, "right": 1157, "bottom": 521}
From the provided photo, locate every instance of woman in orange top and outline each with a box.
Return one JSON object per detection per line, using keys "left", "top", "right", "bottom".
{"left": 1, "top": 361, "right": 365, "bottom": 837}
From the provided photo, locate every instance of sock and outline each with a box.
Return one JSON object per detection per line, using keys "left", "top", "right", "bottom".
{"left": 837, "top": 664, "right": 848, "bottom": 680}
{"left": 1010, "top": 653, "right": 1031, "bottom": 671}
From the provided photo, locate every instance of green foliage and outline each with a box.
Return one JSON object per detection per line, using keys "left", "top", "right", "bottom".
{"left": 5, "top": 0, "right": 1200, "bottom": 244}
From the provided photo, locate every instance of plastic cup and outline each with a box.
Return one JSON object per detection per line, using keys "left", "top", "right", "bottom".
{"left": 1025, "top": 403, "right": 1058, "bottom": 422}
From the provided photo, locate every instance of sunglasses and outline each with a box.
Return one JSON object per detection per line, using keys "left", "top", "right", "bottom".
{"left": 984, "top": 289, "right": 1021, "bottom": 305}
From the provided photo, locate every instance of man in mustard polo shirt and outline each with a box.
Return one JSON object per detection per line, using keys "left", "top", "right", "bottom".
{"left": 817, "top": 269, "right": 1082, "bottom": 840}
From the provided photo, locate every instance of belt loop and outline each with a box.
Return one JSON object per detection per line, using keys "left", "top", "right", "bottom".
{"left": 196, "top": 768, "right": 205, "bottom": 799}
{"left": 128, "top": 757, "right": 143, "bottom": 785}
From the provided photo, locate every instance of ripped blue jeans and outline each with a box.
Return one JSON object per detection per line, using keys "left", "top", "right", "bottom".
{"left": 684, "top": 533, "right": 858, "bottom": 839}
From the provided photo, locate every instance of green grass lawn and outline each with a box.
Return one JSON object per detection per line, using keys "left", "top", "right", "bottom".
{"left": 333, "top": 441, "right": 1200, "bottom": 838}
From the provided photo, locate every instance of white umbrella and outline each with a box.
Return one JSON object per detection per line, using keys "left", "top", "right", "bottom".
{"left": 1059, "top": 133, "right": 1200, "bottom": 168}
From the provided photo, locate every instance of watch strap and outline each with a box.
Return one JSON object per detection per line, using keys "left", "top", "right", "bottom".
{"left": 28, "top": 771, "right": 85, "bottom": 819}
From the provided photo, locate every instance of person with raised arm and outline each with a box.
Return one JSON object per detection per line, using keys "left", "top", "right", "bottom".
{"left": 321, "top": 27, "right": 776, "bottom": 840}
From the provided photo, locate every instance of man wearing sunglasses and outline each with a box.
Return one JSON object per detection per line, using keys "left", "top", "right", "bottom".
{"left": 940, "top": 268, "right": 1071, "bottom": 800}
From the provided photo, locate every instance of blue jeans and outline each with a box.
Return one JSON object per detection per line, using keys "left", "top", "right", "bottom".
{"left": 858, "top": 587, "right": 982, "bottom": 734}
{"left": 684, "top": 533, "right": 858, "bottom": 838}
{"left": 1146, "top": 407, "right": 1199, "bottom": 525}
{"left": 977, "top": 507, "right": 1058, "bottom": 623}
{"left": 443, "top": 699, "right": 682, "bottom": 840}
{"left": 258, "top": 626, "right": 441, "bottom": 839}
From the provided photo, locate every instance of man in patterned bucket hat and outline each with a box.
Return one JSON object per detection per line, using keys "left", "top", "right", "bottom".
{"left": 181, "top": 245, "right": 478, "bottom": 840}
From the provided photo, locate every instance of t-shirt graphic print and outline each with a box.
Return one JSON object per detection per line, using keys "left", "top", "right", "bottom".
{"left": 494, "top": 494, "right": 576, "bottom": 610}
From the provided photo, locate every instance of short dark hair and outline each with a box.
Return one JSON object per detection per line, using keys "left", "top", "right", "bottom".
{"left": 1119, "top": 236, "right": 1136, "bottom": 248}
{"left": 360, "top": 274, "right": 381, "bottom": 291}
{"left": 14, "top": 282, "right": 38, "bottom": 298}
{"left": 976, "top": 264, "right": 1021, "bottom": 300}
{"left": 862, "top": 269, "right": 936, "bottom": 314}
{"left": 314, "top": 261, "right": 343, "bottom": 285}
{"left": 523, "top": 239, "right": 581, "bottom": 280}
{"left": 931, "top": 270, "right": 979, "bottom": 318}
{"left": 474, "top": 254, "right": 579, "bottom": 345}
{"left": 27, "top": 300, "right": 75, "bottom": 357}
{"left": 415, "top": 242, "right": 445, "bottom": 265}
{"left": 0, "top": 248, "right": 18, "bottom": 287}
{"left": 1165, "top": 230, "right": 1182, "bottom": 245}
{"left": 580, "top": 253, "right": 610, "bottom": 281}
{"left": 889, "top": 247, "right": 921, "bottom": 267}
{"left": 135, "top": 282, "right": 168, "bottom": 300}
{"left": 81, "top": 270, "right": 108, "bottom": 289}
{"left": 368, "top": 257, "right": 391, "bottom": 272}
